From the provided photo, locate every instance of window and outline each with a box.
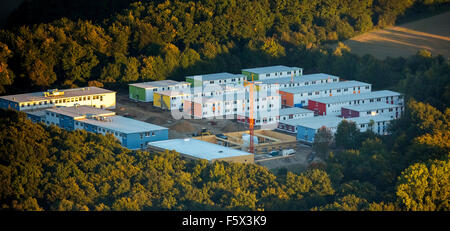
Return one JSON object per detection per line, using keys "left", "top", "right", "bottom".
{"left": 145, "top": 132, "right": 150, "bottom": 137}
{"left": 266, "top": 74, "right": 270, "bottom": 77}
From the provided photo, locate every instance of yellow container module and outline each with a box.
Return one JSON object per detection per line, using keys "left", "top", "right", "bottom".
{"left": 153, "top": 92, "right": 162, "bottom": 108}
{"left": 162, "top": 94, "right": 171, "bottom": 110}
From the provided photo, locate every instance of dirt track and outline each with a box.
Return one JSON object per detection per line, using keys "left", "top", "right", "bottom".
{"left": 335, "top": 11, "right": 450, "bottom": 59}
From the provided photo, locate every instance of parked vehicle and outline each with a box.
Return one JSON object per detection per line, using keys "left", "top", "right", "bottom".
{"left": 269, "top": 151, "right": 279, "bottom": 156}
{"left": 281, "top": 149, "right": 295, "bottom": 156}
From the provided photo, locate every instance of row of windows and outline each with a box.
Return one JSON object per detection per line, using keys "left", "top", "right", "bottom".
{"left": 264, "top": 70, "right": 300, "bottom": 77}
{"left": 20, "top": 95, "right": 104, "bottom": 107}
{"left": 207, "top": 78, "right": 244, "bottom": 84}
{"left": 297, "top": 86, "right": 369, "bottom": 97}
{"left": 140, "top": 132, "right": 156, "bottom": 139}
{"left": 328, "top": 96, "right": 398, "bottom": 107}
{"left": 359, "top": 121, "right": 386, "bottom": 128}
{"left": 153, "top": 84, "right": 189, "bottom": 92}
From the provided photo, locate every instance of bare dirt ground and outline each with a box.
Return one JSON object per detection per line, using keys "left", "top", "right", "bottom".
{"left": 332, "top": 11, "right": 450, "bottom": 59}
{"left": 256, "top": 144, "right": 313, "bottom": 172}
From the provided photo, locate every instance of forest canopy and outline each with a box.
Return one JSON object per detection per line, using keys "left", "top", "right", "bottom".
{"left": 0, "top": 0, "right": 448, "bottom": 99}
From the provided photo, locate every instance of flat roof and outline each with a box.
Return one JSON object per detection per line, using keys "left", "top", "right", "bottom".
{"left": 342, "top": 103, "right": 402, "bottom": 112}
{"left": 0, "top": 87, "right": 115, "bottom": 103}
{"left": 81, "top": 115, "right": 168, "bottom": 134}
{"left": 242, "top": 65, "right": 302, "bottom": 74}
{"left": 239, "top": 107, "right": 313, "bottom": 118}
{"left": 254, "top": 73, "right": 340, "bottom": 85}
{"left": 186, "top": 72, "right": 245, "bottom": 81}
{"left": 283, "top": 116, "right": 343, "bottom": 129}
{"left": 279, "top": 107, "right": 314, "bottom": 116}
{"left": 46, "top": 106, "right": 115, "bottom": 119}
{"left": 26, "top": 110, "right": 47, "bottom": 117}
{"left": 284, "top": 114, "right": 394, "bottom": 130}
{"left": 310, "top": 90, "right": 402, "bottom": 104}
{"left": 148, "top": 138, "right": 253, "bottom": 161}
{"left": 280, "top": 81, "right": 370, "bottom": 94}
{"left": 129, "top": 80, "right": 189, "bottom": 89}
{"left": 155, "top": 90, "right": 190, "bottom": 97}
{"left": 347, "top": 115, "right": 393, "bottom": 124}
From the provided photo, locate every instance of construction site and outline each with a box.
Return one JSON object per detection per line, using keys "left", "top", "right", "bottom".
{"left": 112, "top": 92, "right": 314, "bottom": 169}
{"left": 192, "top": 130, "right": 297, "bottom": 154}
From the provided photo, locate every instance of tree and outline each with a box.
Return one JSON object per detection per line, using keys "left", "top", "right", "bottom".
{"left": 61, "top": 41, "right": 99, "bottom": 84}
{"left": 396, "top": 159, "right": 450, "bottom": 211}
{"left": 335, "top": 120, "right": 360, "bottom": 149}
{"left": 313, "top": 126, "right": 334, "bottom": 160}
{"left": 320, "top": 194, "right": 369, "bottom": 211}
{"left": 0, "top": 43, "right": 15, "bottom": 94}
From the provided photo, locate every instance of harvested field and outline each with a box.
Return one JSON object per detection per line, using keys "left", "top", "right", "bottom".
{"left": 333, "top": 11, "right": 450, "bottom": 59}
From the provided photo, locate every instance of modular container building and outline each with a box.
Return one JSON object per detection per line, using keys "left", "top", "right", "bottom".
{"left": 308, "top": 90, "right": 403, "bottom": 116}
{"left": 253, "top": 73, "right": 339, "bottom": 91}
{"left": 341, "top": 103, "right": 404, "bottom": 119}
{"left": 278, "top": 115, "right": 343, "bottom": 134}
{"left": 241, "top": 65, "right": 303, "bottom": 81}
{"left": 279, "top": 80, "right": 371, "bottom": 107}
{"left": 153, "top": 90, "right": 191, "bottom": 111}
{"left": 128, "top": 80, "right": 190, "bottom": 102}
{"left": 294, "top": 115, "right": 394, "bottom": 143}
{"left": 183, "top": 87, "right": 280, "bottom": 119}
{"left": 348, "top": 115, "right": 392, "bottom": 135}
{"left": 148, "top": 138, "right": 254, "bottom": 164}
{"left": 0, "top": 87, "right": 116, "bottom": 111}
{"left": 30, "top": 106, "right": 168, "bottom": 149}
{"left": 237, "top": 107, "right": 314, "bottom": 126}
{"left": 185, "top": 72, "right": 246, "bottom": 88}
